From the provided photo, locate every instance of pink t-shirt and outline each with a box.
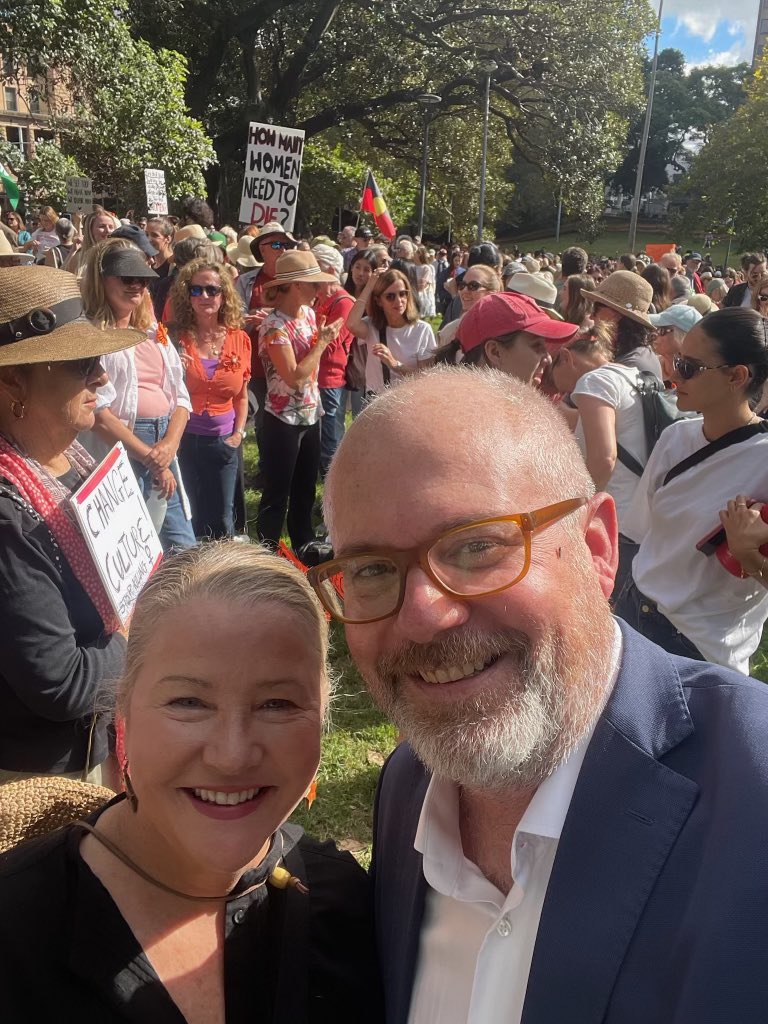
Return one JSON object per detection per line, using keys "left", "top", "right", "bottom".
{"left": 134, "top": 338, "right": 171, "bottom": 418}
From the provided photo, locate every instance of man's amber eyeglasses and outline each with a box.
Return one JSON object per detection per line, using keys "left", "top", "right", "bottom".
{"left": 307, "top": 498, "right": 587, "bottom": 625}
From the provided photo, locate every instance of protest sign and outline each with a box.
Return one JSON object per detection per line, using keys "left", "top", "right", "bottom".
{"left": 646, "top": 243, "right": 677, "bottom": 262}
{"left": 144, "top": 168, "right": 169, "bottom": 215}
{"left": 71, "top": 443, "right": 163, "bottom": 626}
{"left": 238, "top": 122, "right": 305, "bottom": 230}
{"left": 66, "top": 176, "right": 93, "bottom": 214}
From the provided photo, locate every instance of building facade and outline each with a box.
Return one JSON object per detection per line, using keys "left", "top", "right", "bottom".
{"left": 0, "top": 66, "right": 71, "bottom": 161}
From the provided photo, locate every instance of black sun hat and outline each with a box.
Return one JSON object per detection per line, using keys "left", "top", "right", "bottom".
{"left": 0, "top": 266, "right": 143, "bottom": 367}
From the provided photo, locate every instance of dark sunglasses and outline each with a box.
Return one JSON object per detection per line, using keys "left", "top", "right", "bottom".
{"left": 54, "top": 355, "right": 103, "bottom": 379}
{"left": 383, "top": 289, "right": 408, "bottom": 302}
{"left": 120, "top": 276, "right": 148, "bottom": 287}
{"left": 262, "top": 240, "right": 295, "bottom": 251}
{"left": 672, "top": 354, "right": 733, "bottom": 380}
{"left": 758, "top": 294, "right": 768, "bottom": 302}
{"left": 189, "top": 284, "right": 223, "bottom": 298}
{"left": 457, "top": 279, "right": 487, "bottom": 292}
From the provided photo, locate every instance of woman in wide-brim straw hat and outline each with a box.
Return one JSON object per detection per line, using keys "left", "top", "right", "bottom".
{"left": 256, "top": 250, "right": 342, "bottom": 558}
{"left": 0, "top": 266, "right": 141, "bottom": 784}
{"left": 581, "top": 269, "right": 663, "bottom": 378}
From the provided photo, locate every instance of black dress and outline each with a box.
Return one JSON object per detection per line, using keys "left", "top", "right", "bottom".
{"left": 0, "top": 803, "right": 383, "bottom": 1022}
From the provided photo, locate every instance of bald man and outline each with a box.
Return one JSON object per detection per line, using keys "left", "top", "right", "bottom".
{"left": 316, "top": 367, "right": 768, "bottom": 1024}
{"left": 658, "top": 251, "right": 682, "bottom": 275}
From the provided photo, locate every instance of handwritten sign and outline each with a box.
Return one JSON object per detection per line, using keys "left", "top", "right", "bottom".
{"left": 71, "top": 443, "right": 163, "bottom": 625}
{"left": 66, "top": 176, "right": 93, "bottom": 214}
{"left": 238, "top": 122, "right": 305, "bottom": 230}
{"left": 144, "top": 168, "right": 169, "bottom": 216}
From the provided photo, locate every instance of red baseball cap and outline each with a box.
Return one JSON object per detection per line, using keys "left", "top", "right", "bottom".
{"left": 457, "top": 292, "right": 579, "bottom": 353}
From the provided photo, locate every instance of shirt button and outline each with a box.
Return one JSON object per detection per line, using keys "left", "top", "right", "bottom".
{"left": 497, "top": 917, "right": 512, "bottom": 938}
{"left": 641, "top": 604, "right": 651, "bottom": 613}
{"left": 233, "top": 908, "right": 246, "bottom": 925}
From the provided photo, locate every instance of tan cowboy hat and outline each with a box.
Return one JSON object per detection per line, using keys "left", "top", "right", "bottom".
{"left": 0, "top": 266, "right": 143, "bottom": 367}
{"left": 505, "top": 272, "right": 564, "bottom": 321}
{"left": 226, "top": 236, "right": 260, "bottom": 268}
{"left": 581, "top": 270, "right": 654, "bottom": 329}
{"left": 271, "top": 250, "right": 338, "bottom": 285}
{"left": 174, "top": 224, "right": 208, "bottom": 242}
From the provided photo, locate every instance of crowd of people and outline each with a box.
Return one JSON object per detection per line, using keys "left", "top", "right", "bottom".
{"left": 3, "top": 191, "right": 768, "bottom": 1020}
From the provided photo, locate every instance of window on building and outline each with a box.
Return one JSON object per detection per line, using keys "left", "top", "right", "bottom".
{"left": 28, "top": 89, "right": 40, "bottom": 114}
{"left": 5, "top": 126, "right": 22, "bottom": 152}
{"left": 3, "top": 86, "right": 18, "bottom": 112}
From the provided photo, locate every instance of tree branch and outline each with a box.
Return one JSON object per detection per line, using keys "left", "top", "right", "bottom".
{"left": 272, "top": 0, "right": 342, "bottom": 111}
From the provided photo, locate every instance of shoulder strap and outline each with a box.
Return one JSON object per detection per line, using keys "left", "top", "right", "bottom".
{"left": 663, "top": 421, "right": 768, "bottom": 487}
{"left": 381, "top": 327, "right": 391, "bottom": 386}
{"left": 616, "top": 443, "right": 645, "bottom": 477}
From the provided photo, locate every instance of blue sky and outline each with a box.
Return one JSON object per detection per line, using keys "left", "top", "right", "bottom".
{"left": 657, "top": 0, "right": 761, "bottom": 66}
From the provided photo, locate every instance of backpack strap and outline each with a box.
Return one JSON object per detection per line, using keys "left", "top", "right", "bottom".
{"left": 662, "top": 421, "right": 768, "bottom": 487}
{"left": 616, "top": 443, "right": 645, "bottom": 477}
{"left": 381, "top": 327, "right": 392, "bottom": 387}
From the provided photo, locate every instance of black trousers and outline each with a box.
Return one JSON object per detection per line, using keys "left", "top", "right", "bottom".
{"left": 615, "top": 580, "right": 705, "bottom": 661}
{"left": 257, "top": 413, "right": 320, "bottom": 551}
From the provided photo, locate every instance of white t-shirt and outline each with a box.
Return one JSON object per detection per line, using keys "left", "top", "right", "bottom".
{"left": 362, "top": 319, "right": 436, "bottom": 393}
{"left": 623, "top": 417, "right": 768, "bottom": 674}
{"left": 572, "top": 364, "right": 647, "bottom": 533}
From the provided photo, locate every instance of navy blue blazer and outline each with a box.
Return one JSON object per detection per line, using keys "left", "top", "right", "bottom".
{"left": 371, "top": 621, "right": 768, "bottom": 1024}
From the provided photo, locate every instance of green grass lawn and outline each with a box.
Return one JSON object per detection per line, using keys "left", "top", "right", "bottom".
{"left": 510, "top": 229, "right": 737, "bottom": 266}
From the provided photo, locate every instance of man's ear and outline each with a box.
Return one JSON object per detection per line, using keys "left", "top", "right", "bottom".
{"left": 582, "top": 491, "right": 619, "bottom": 599}
{"left": 484, "top": 339, "right": 502, "bottom": 369}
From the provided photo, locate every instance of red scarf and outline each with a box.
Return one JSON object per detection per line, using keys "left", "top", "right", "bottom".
{"left": 0, "top": 436, "right": 119, "bottom": 632}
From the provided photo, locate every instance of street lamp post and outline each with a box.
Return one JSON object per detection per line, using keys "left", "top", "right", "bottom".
{"left": 416, "top": 93, "right": 441, "bottom": 238}
{"left": 628, "top": 0, "right": 664, "bottom": 253}
{"left": 477, "top": 60, "right": 497, "bottom": 243}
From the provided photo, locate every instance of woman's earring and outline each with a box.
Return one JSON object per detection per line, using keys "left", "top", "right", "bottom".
{"left": 123, "top": 763, "right": 139, "bottom": 813}
{"left": 10, "top": 400, "right": 25, "bottom": 420}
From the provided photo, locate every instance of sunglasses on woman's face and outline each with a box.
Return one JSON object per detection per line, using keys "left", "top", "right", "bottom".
{"left": 188, "top": 284, "right": 223, "bottom": 298}
{"left": 672, "top": 353, "right": 732, "bottom": 380}
{"left": 53, "top": 356, "right": 103, "bottom": 379}
{"left": 383, "top": 289, "right": 408, "bottom": 302}
{"left": 120, "top": 276, "right": 147, "bottom": 287}
{"left": 457, "top": 279, "right": 487, "bottom": 292}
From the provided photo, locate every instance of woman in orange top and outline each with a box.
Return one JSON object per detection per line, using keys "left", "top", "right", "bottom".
{"left": 170, "top": 259, "right": 251, "bottom": 538}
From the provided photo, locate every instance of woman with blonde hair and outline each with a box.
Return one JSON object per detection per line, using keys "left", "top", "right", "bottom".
{"left": 560, "top": 273, "right": 594, "bottom": 328}
{"left": 434, "top": 263, "right": 501, "bottom": 355}
{"left": 83, "top": 236, "right": 196, "bottom": 551}
{"left": 19, "top": 205, "right": 59, "bottom": 261}
{"left": 347, "top": 267, "right": 436, "bottom": 395}
{"left": 172, "top": 258, "right": 251, "bottom": 539}
{"left": 64, "top": 208, "right": 116, "bottom": 275}
{"left": 0, "top": 542, "right": 381, "bottom": 1019}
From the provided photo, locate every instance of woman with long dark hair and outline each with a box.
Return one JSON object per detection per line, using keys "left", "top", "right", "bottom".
{"left": 344, "top": 250, "right": 378, "bottom": 299}
{"left": 560, "top": 273, "right": 594, "bottom": 328}
{"left": 581, "top": 270, "right": 663, "bottom": 377}
{"left": 346, "top": 267, "right": 436, "bottom": 396}
{"left": 617, "top": 308, "right": 768, "bottom": 674}
{"left": 642, "top": 263, "right": 672, "bottom": 313}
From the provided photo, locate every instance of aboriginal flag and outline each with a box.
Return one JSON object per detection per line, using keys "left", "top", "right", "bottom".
{"left": 361, "top": 171, "right": 396, "bottom": 240}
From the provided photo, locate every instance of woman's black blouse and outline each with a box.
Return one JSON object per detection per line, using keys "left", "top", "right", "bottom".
{"left": 0, "top": 814, "right": 383, "bottom": 1022}
{"left": 0, "top": 478, "right": 126, "bottom": 773}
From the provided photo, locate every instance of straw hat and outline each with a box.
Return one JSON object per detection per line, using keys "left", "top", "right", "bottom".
{"left": 505, "top": 272, "right": 564, "bottom": 320}
{"left": 226, "top": 236, "right": 260, "bottom": 269}
{"left": 271, "top": 250, "right": 338, "bottom": 285}
{"left": 580, "top": 270, "right": 654, "bottom": 329}
{"left": 687, "top": 294, "right": 717, "bottom": 316}
{"left": 0, "top": 775, "right": 114, "bottom": 854}
{"left": 0, "top": 266, "right": 143, "bottom": 366}
{"left": 250, "top": 221, "right": 297, "bottom": 256}
{"left": 174, "top": 224, "right": 208, "bottom": 243}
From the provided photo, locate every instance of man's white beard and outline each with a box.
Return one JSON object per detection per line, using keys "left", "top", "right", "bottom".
{"left": 369, "top": 611, "right": 614, "bottom": 791}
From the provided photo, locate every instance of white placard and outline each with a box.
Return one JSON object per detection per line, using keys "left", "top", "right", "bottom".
{"left": 71, "top": 443, "right": 163, "bottom": 626}
{"left": 66, "top": 176, "right": 93, "bottom": 214}
{"left": 238, "top": 122, "right": 305, "bottom": 230}
{"left": 144, "top": 168, "right": 168, "bottom": 215}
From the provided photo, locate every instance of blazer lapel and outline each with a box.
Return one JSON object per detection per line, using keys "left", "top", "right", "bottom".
{"left": 522, "top": 624, "right": 699, "bottom": 1024}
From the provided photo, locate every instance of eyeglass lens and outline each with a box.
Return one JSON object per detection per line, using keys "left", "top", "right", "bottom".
{"left": 120, "top": 276, "right": 146, "bottom": 287}
{"left": 458, "top": 280, "right": 485, "bottom": 292}
{"left": 383, "top": 290, "right": 408, "bottom": 301}
{"left": 189, "top": 284, "right": 223, "bottom": 297}
{"left": 315, "top": 519, "right": 528, "bottom": 623}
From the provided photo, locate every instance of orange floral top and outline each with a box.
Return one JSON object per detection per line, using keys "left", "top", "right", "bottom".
{"left": 178, "top": 327, "right": 252, "bottom": 417}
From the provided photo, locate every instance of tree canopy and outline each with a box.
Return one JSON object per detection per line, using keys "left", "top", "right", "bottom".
{"left": 677, "top": 54, "right": 768, "bottom": 250}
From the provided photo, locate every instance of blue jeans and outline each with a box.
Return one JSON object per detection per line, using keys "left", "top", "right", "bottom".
{"left": 320, "top": 386, "right": 346, "bottom": 476}
{"left": 131, "top": 417, "right": 196, "bottom": 552}
{"left": 178, "top": 430, "right": 240, "bottom": 539}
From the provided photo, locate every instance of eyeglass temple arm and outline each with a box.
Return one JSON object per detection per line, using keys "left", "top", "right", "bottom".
{"left": 529, "top": 497, "right": 588, "bottom": 532}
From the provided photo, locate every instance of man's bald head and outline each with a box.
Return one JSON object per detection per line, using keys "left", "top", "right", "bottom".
{"left": 324, "top": 366, "right": 594, "bottom": 537}
{"left": 659, "top": 252, "right": 682, "bottom": 274}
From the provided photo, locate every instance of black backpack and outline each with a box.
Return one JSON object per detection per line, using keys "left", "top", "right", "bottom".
{"left": 603, "top": 367, "right": 695, "bottom": 477}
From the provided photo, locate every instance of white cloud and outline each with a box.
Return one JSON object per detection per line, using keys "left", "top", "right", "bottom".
{"left": 687, "top": 41, "right": 753, "bottom": 67}
{"left": 663, "top": 0, "right": 759, "bottom": 43}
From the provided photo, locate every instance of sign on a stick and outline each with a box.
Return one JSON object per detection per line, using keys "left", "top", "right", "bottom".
{"left": 238, "top": 122, "right": 305, "bottom": 231}
{"left": 144, "top": 168, "right": 168, "bottom": 215}
{"left": 66, "top": 176, "right": 93, "bottom": 214}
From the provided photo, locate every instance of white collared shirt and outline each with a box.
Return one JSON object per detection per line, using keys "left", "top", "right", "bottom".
{"left": 407, "top": 624, "right": 622, "bottom": 1024}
